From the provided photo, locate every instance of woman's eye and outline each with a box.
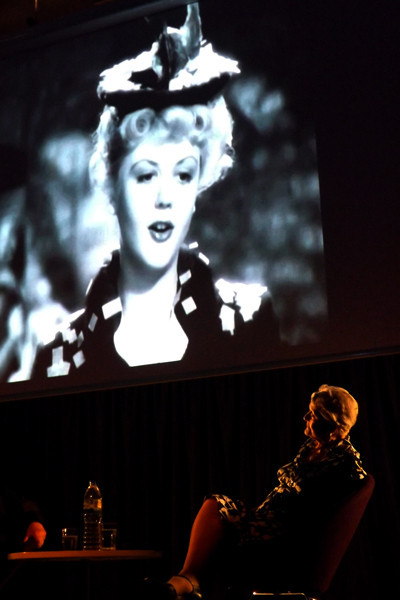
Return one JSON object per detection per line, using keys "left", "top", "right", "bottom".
{"left": 178, "top": 171, "right": 193, "bottom": 183}
{"left": 136, "top": 171, "right": 155, "bottom": 183}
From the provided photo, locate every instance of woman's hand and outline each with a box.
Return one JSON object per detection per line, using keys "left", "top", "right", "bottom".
{"left": 23, "top": 521, "right": 47, "bottom": 549}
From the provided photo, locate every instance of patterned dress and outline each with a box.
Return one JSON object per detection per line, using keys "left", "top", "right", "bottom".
{"left": 31, "top": 246, "right": 280, "bottom": 383}
{"left": 211, "top": 437, "right": 366, "bottom": 545}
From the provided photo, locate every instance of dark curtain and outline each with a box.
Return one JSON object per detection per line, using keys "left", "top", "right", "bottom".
{"left": 0, "top": 351, "right": 398, "bottom": 599}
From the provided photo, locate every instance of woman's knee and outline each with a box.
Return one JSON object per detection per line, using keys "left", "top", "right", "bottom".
{"left": 199, "top": 498, "right": 222, "bottom": 524}
{"left": 202, "top": 497, "right": 219, "bottom": 512}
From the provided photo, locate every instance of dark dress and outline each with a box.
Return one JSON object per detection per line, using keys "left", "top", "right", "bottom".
{"left": 211, "top": 437, "right": 366, "bottom": 545}
{"left": 31, "top": 246, "right": 280, "bottom": 385}
{"left": 204, "top": 437, "right": 367, "bottom": 597}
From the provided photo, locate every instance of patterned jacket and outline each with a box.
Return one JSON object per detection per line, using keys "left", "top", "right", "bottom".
{"left": 31, "top": 247, "right": 280, "bottom": 386}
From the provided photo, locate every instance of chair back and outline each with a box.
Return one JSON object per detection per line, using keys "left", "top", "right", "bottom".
{"left": 219, "top": 473, "right": 375, "bottom": 600}
{"left": 304, "top": 472, "right": 375, "bottom": 596}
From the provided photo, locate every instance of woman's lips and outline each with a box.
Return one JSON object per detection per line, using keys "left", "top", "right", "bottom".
{"left": 148, "top": 221, "right": 174, "bottom": 242}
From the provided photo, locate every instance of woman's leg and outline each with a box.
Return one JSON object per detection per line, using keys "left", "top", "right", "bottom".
{"left": 167, "top": 498, "right": 224, "bottom": 595}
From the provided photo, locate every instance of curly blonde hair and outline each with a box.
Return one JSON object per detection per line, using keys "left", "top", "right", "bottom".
{"left": 311, "top": 384, "right": 359, "bottom": 438}
{"left": 89, "top": 96, "right": 234, "bottom": 197}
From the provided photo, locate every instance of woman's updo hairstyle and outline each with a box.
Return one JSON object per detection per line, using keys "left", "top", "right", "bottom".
{"left": 311, "top": 384, "right": 359, "bottom": 438}
{"left": 120, "top": 108, "right": 156, "bottom": 139}
{"left": 89, "top": 95, "right": 234, "bottom": 196}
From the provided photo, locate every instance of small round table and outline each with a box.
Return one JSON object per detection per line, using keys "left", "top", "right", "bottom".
{"left": 7, "top": 549, "right": 163, "bottom": 599}
{"left": 8, "top": 549, "right": 161, "bottom": 561}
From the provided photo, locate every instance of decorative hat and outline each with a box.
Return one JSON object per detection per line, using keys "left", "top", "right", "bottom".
{"left": 97, "top": 3, "right": 240, "bottom": 116}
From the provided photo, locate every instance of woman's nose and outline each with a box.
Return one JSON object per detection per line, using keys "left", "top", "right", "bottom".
{"left": 154, "top": 186, "right": 172, "bottom": 209}
{"left": 304, "top": 411, "right": 311, "bottom": 422}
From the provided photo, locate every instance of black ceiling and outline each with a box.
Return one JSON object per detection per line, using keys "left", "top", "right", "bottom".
{"left": 0, "top": 0, "right": 117, "bottom": 37}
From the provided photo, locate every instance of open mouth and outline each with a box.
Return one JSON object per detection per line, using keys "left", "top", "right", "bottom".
{"left": 148, "top": 221, "right": 174, "bottom": 242}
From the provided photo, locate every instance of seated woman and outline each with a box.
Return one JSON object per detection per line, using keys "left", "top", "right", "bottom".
{"left": 31, "top": 4, "right": 280, "bottom": 382}
{"left": 143, "top": 384, "right": 367, "bottom": 599}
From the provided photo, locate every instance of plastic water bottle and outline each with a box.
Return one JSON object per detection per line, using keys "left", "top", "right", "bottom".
{"left": 82, "top": 481, "right": 103, "bottom": 550}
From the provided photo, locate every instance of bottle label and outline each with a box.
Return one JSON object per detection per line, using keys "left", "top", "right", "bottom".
{"left": 83, "top": 499, "right": 102, "bottom": 510}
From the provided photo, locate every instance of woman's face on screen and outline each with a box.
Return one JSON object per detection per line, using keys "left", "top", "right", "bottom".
{"left": 115, "top": 136, "right": 200, "bottom": 271}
